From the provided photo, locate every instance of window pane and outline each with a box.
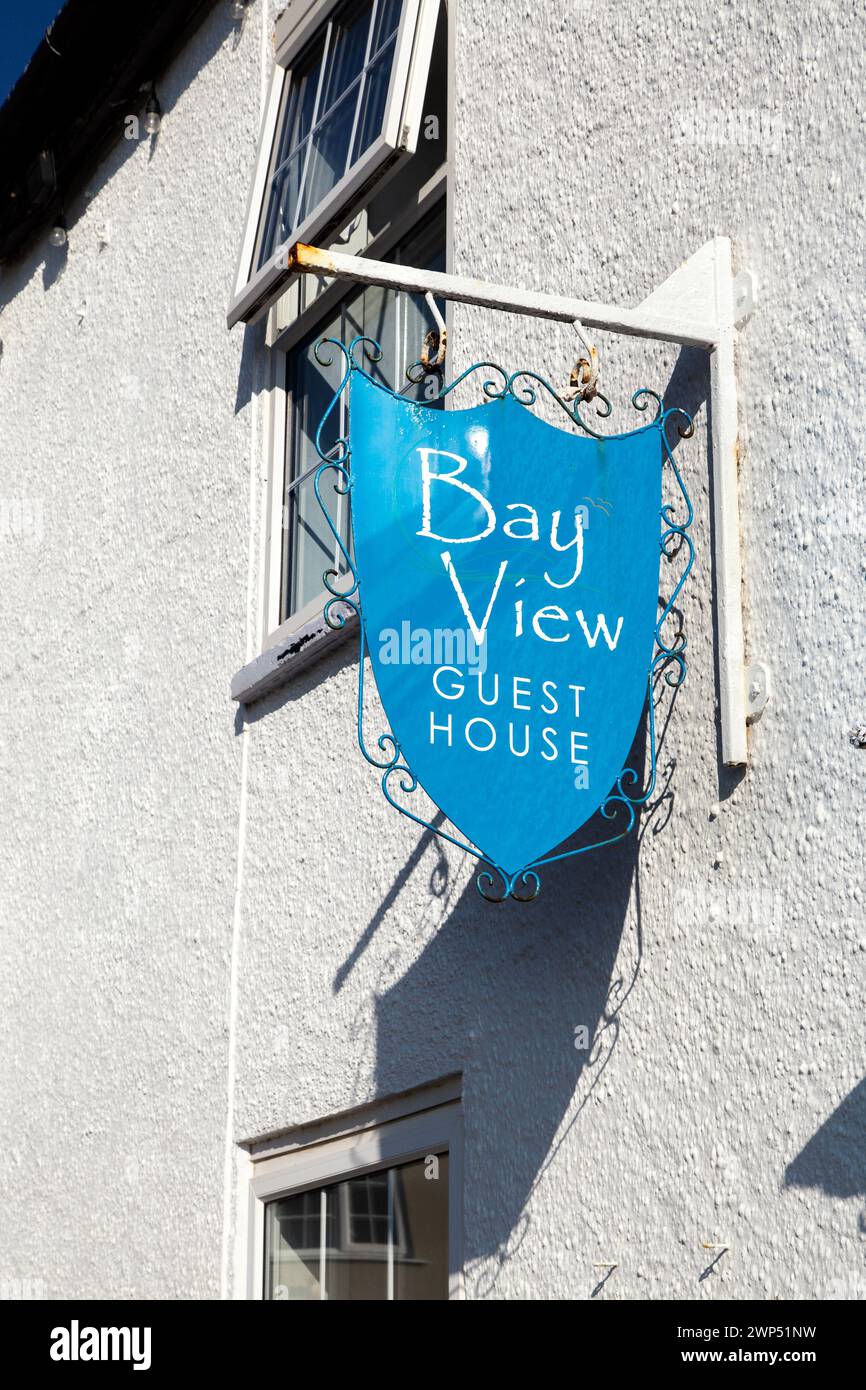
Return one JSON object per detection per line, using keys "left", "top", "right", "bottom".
{"left": 291, "top": 474, "right": 344, "bottom": 618}
{"left": 317, "top": 2, "right": 371, "bottom": 114}
{"left": 255, "top": 0, "right": 404, "bottom": 272}
{"left": 326, "top": 1176, "right": 389, "bottom": 1301}
{"left": 286, "top": 312, "right": 348, "bottom": 615}
{"left": 280, "top": 46, "right": 322, "bottom": 163}
{"left": 255, "top": 39, "right": 325, "bottom": 268}
{"left": 371, "top": 0, "right": 403, "bottom": 51}
{"left": 264, "top": 1189, "right": 325, "bottom": 1300}
{"left": 299, "top": 86, "right": 359, "bottom": 223}
{"left": 394, "top": 1153, "right": 449, "bottom": 1301}
{"left": 347, "top": 1171, "right": 390, "bottom": 1245}
{"left": 351, "top": 37, "right": 397, "bottom": 163}
{"left": 258, "top": 145, "right": 306, "bottom": 268}
{"left": 344, "top": 278, "right": 400, "bottom": 392}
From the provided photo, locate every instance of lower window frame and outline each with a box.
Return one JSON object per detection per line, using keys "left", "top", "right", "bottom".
{"left": 245, "top": 1097, "right": 463, "bottom": 1300}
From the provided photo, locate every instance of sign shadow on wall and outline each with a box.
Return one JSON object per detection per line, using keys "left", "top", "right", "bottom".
{"left": 784, "top": 1078, "right": 866, "bottom": 1234}
{"left": 333, "top": 689, "right": 681, "bottom": 1295}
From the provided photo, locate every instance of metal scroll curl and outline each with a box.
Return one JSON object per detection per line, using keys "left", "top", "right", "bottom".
{"left": 312, "top": 334, "right": 694, "bottom": 902}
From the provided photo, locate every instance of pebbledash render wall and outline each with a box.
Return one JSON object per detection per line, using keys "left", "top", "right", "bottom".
{"left": 0, "top": 0, "right": 863, "bottom": 1302}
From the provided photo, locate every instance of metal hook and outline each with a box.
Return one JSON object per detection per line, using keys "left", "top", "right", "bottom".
{"left": 420, "top": 291, "right": 447, "bottom": 371}
{"left": 563, "top": 319, "right": 600, "bottom": 402}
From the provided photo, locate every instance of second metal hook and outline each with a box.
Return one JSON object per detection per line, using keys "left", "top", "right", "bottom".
{"left": 564, "top": 319, "right": 600, "bottom": 401}
{"left": 420, "top": 291, "right": 447, "bottom": 371}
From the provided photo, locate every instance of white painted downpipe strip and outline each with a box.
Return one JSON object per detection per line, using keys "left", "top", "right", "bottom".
{"left": 710, "top": 240, "right": 749, "bottom": 767}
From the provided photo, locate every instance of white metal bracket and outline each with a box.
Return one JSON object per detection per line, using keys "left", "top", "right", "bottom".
{"left": 282, "top": 237, "right": 758, "bottom": 766}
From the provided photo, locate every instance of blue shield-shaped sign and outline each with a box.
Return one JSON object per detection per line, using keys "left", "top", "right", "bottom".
{"left": 339, "top": 366, "right": 675, "bottom": 893}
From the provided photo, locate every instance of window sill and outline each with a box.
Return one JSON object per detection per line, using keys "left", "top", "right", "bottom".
{"left": 231, "top": 603, "right": 358, "bottom": 706}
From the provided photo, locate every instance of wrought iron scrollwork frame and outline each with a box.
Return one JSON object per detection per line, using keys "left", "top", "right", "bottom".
{"left": 312, "top": 334, "right": 694, "bottom": 902}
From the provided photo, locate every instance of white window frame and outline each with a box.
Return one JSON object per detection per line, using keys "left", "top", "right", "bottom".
{"left": 227, "top": 0, "right": 440, "bottom": 328}
{"left": 245, "top": 1096, "right": 463, "bottom": 1300}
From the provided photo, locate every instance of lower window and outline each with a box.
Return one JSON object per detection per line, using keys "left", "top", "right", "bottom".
{"left": 248, "top": 1095, "right": 461, "bottom": 1300}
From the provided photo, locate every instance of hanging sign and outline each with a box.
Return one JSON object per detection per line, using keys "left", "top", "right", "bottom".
{"left": 315, "top": 338, "right": 693, "bottom": 901}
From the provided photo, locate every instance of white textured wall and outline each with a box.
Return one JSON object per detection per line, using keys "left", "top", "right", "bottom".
{"left": 1, "top": 0, "right": 864, "bottom": 1302}
{"left": 0, "top": 3, "right": 268, "bottom": 1299}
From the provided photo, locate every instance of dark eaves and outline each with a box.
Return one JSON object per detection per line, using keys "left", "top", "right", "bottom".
{"left": 0, "top": 0, "right": 219, "bottom": 263}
